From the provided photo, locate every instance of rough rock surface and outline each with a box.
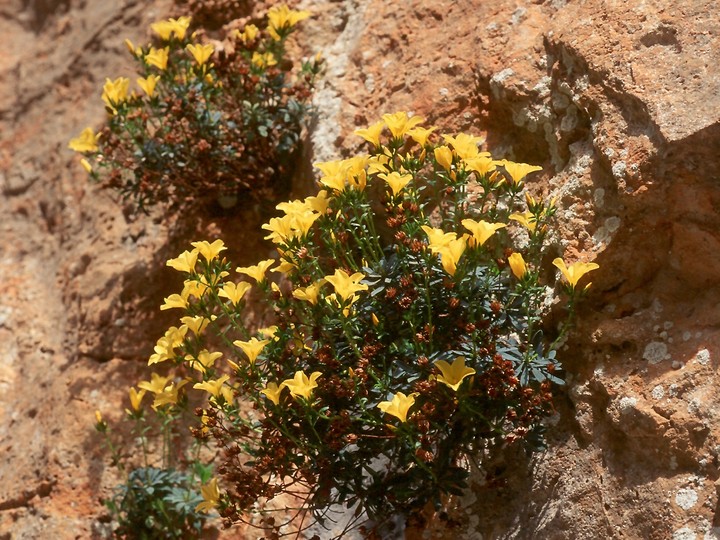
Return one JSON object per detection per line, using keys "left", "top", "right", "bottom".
{"left": 1, "top": 0, "right": 720, "bottom": 538}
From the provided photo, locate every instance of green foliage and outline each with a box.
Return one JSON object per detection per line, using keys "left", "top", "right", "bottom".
{"left": 105, "top": 466, "right": 207, "bottom": 539}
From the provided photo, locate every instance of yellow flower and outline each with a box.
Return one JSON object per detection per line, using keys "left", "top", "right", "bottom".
{"left": 189, "top": 350, "right": 223, "bottom": 373}
{"left": 138, "top": 373, "right": 172, "bottom": 395}
{"left": 236, "top": 24, "right": 259, "bottom": 44}
{"left": 314, "top": 157, "right": 368, "bottom": 192}
{"left": 166, "top": 325, "right": 187, "bottom": 346}
{"left": 371, "top": 313, "right": 380, "bottom": 326}
{"left": 194, "top": 374, "right": 230, "bottom": 398}
{"left": 186, "top": 43, "right": 214, "bottom": 66}
{"left": 442, "top": 133, "right": 485, "bottom": 160}
{"left": 509, "top": 212, "right": 537, "bottom": 233}
{"left": 150, "top": 20, "right": 174, "bottom": 40}
{"left": 136, "top": 376, "right": 187, "bottom": 409}
{"left": 68, "top": 127, "right": 99, "bottom": 153}
{"left": 169, "top": 16, "right": 192, "bottom": 39}
{"left": 463, "top": 154, "right": 496, "bottom": 177}
{"left": 377, "top": 392, "right": 418, "bottom": 423}
{"left": 149, "top": 325, "right": 187, "bottom": 365}
{"left": 124, "top": 38, "right": 139, "bottom": 56}
{"left": 160, "top": 293, "right": 188, "bottom": 311}
{"left": 145, "top": 47, "right": 170, "bottom": 70}
{"left": 407, "top": 125, "right": 436, "bottom": 147}
{"left": 101, "top": 77, "right": 130, "bottom": 109}
{"left": 461, "top": 219, "right": 506, "bottom": 247}
{"left": 151, "top": 16, "right": 191, "bottom": 40}
{"left": 137, "top": 74, "right": 161, "bottom": 97}
{"left": 423, "top": 227, "right": 466, "bottom": 274}
{"left": 325, "top": 269, "right": 368, "bottom": 302}
{"left": 350, "top": 167, "right": 368, "bottom": 191}
{"left": 128, "top": 387, "right": 146, "bottom": 412}
{"left": 367, "top": 154, "right": 391, "bottom": 175}
{"left": 437, "top": 236, "right": 467, "bottom": 276}
{"left": 151, "top": 379, "right": 188, "bottom": 409}
{"left": 233, "top": 337, "right": 271, "bottom": 365}
{"left": 136, "top": 375, "right": 188, "bottom": 409}
{"left": 258, "top": 326, "right": 279, "bottom": 340}
{"left": 508, "top": 252, "right": 528, "bottom": 279}
{"left": 236, "top": 259, "right": 275, "bottom": 282}
{"left": 181, "top": 279, "right": 205, "bottom": 299}
{"left": 314, "top": 159, "right": 345, "bottom": 192}
{"left": 434, "top": 357, "right": 476, "bottom": 391}
{"left": 304, "top": 190, "right": 330, "bottom": 214}
{"left": 382, "top": 111, "right": 424, "bottom": 139}
{"left": 552, "top": 258, "right": 600, "bottom": 289}
{"left": 274, "top": 195, "right": 327, "bottom": 223}
{"left": 261, "top": 382, "right": 284, "bottom": 405}
{"left": 196, "top": 478, "right": 220, "bottom": 513}
{"left": 498, "top": 160, "right": 543, "bottom": 187}
{"left": 346, "top": 155, "right": 369, "bottom": 191}
{"left": 267, "top": 4, "right": 311, "bottom": 40}
{"left": 354, "top": 120, "right": 385, "bottom": 147}
{"left": 292, "top": 281, "right": 323, "bottom": 304}
{"left": 251, "top": 51, "right": 277, "bottom": 68}
{"left": 226, "top": 357, "right": 240, "bottom": 372}
{"left": 281, "top": 371, "right": 322, "bottom": 400}
{"left": 261, "top": 216, "right": 293, "bottom": 244}
{"left": 261, "top": 210, "right": 319, "bottom": 243}
{"left": 278, "top": 196, "right": 318, "bottom": 218}
{"left": 273, "top": 258, "right": 296, "bottom": 274}
{"left": 434, "top": 145, "right": 453, "bottom": 171}
{"left": 219, "top": 281, "right": 252, "bottom": 305}
{"left": 179, "top": 272, "right": 225, "bottom": 298}
{"left": 80, "top": 158, "right": 93, "bottom": 173}
{"left": 181, "top": 315, "right": 211, "bottom": 335}
{"left": 422, "top": 225, "right": 457, "bottom": 251}
{"left": 166, "top": 249, "right": 199, "bottom": 273}
{"left": 276, "top": 198, "right": 310, "bottom": 215}
{"left": 378, "top": 171, "right": 412, "bottom": 196}
{"left": 191, "top": 239, "right": 226, "bottom": 262}
{"left": 293, "top": 210, "right": 322, "bottom": 237}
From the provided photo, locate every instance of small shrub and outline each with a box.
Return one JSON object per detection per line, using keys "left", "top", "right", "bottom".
{"left": 105, "top": 466, "right": 206, "bottom": 539}
{"left": 69, "top": 6, "right": 319, "bottom": 212}
{"left": 94, "top": 389, "right": 212, "bottom": 538}
{"left": 114, "top": 112, "right": 599, "bottom": 536}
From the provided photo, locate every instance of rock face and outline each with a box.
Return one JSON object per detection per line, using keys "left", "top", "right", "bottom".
{"left": 1, "top": 0, "right": 719, "bottom": 538}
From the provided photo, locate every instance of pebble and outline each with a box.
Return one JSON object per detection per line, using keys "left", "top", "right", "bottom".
{"left": 675, "top": 488, "right": 698, "bottom": 510}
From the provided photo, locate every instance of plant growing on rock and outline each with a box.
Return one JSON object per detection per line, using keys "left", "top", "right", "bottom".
{"left": 69, "top": 6, "right": 319, "bottom": 212}
{"left": 94, "top": 400, "right": 212, "bottom": 539}
{"left": 120, "top": 113, "right": 599, "bottom": 536}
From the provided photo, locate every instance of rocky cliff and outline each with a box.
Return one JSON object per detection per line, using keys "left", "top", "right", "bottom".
{"left": 1, "top": 0, "right": 719, "bottom": 538}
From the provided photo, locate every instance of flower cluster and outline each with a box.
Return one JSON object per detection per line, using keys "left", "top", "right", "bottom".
{"left": 68, "top": 7, "right": 319, "bottom": 211}
{"left": 121, "top": 112, "right": 599, "bottom": 534}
